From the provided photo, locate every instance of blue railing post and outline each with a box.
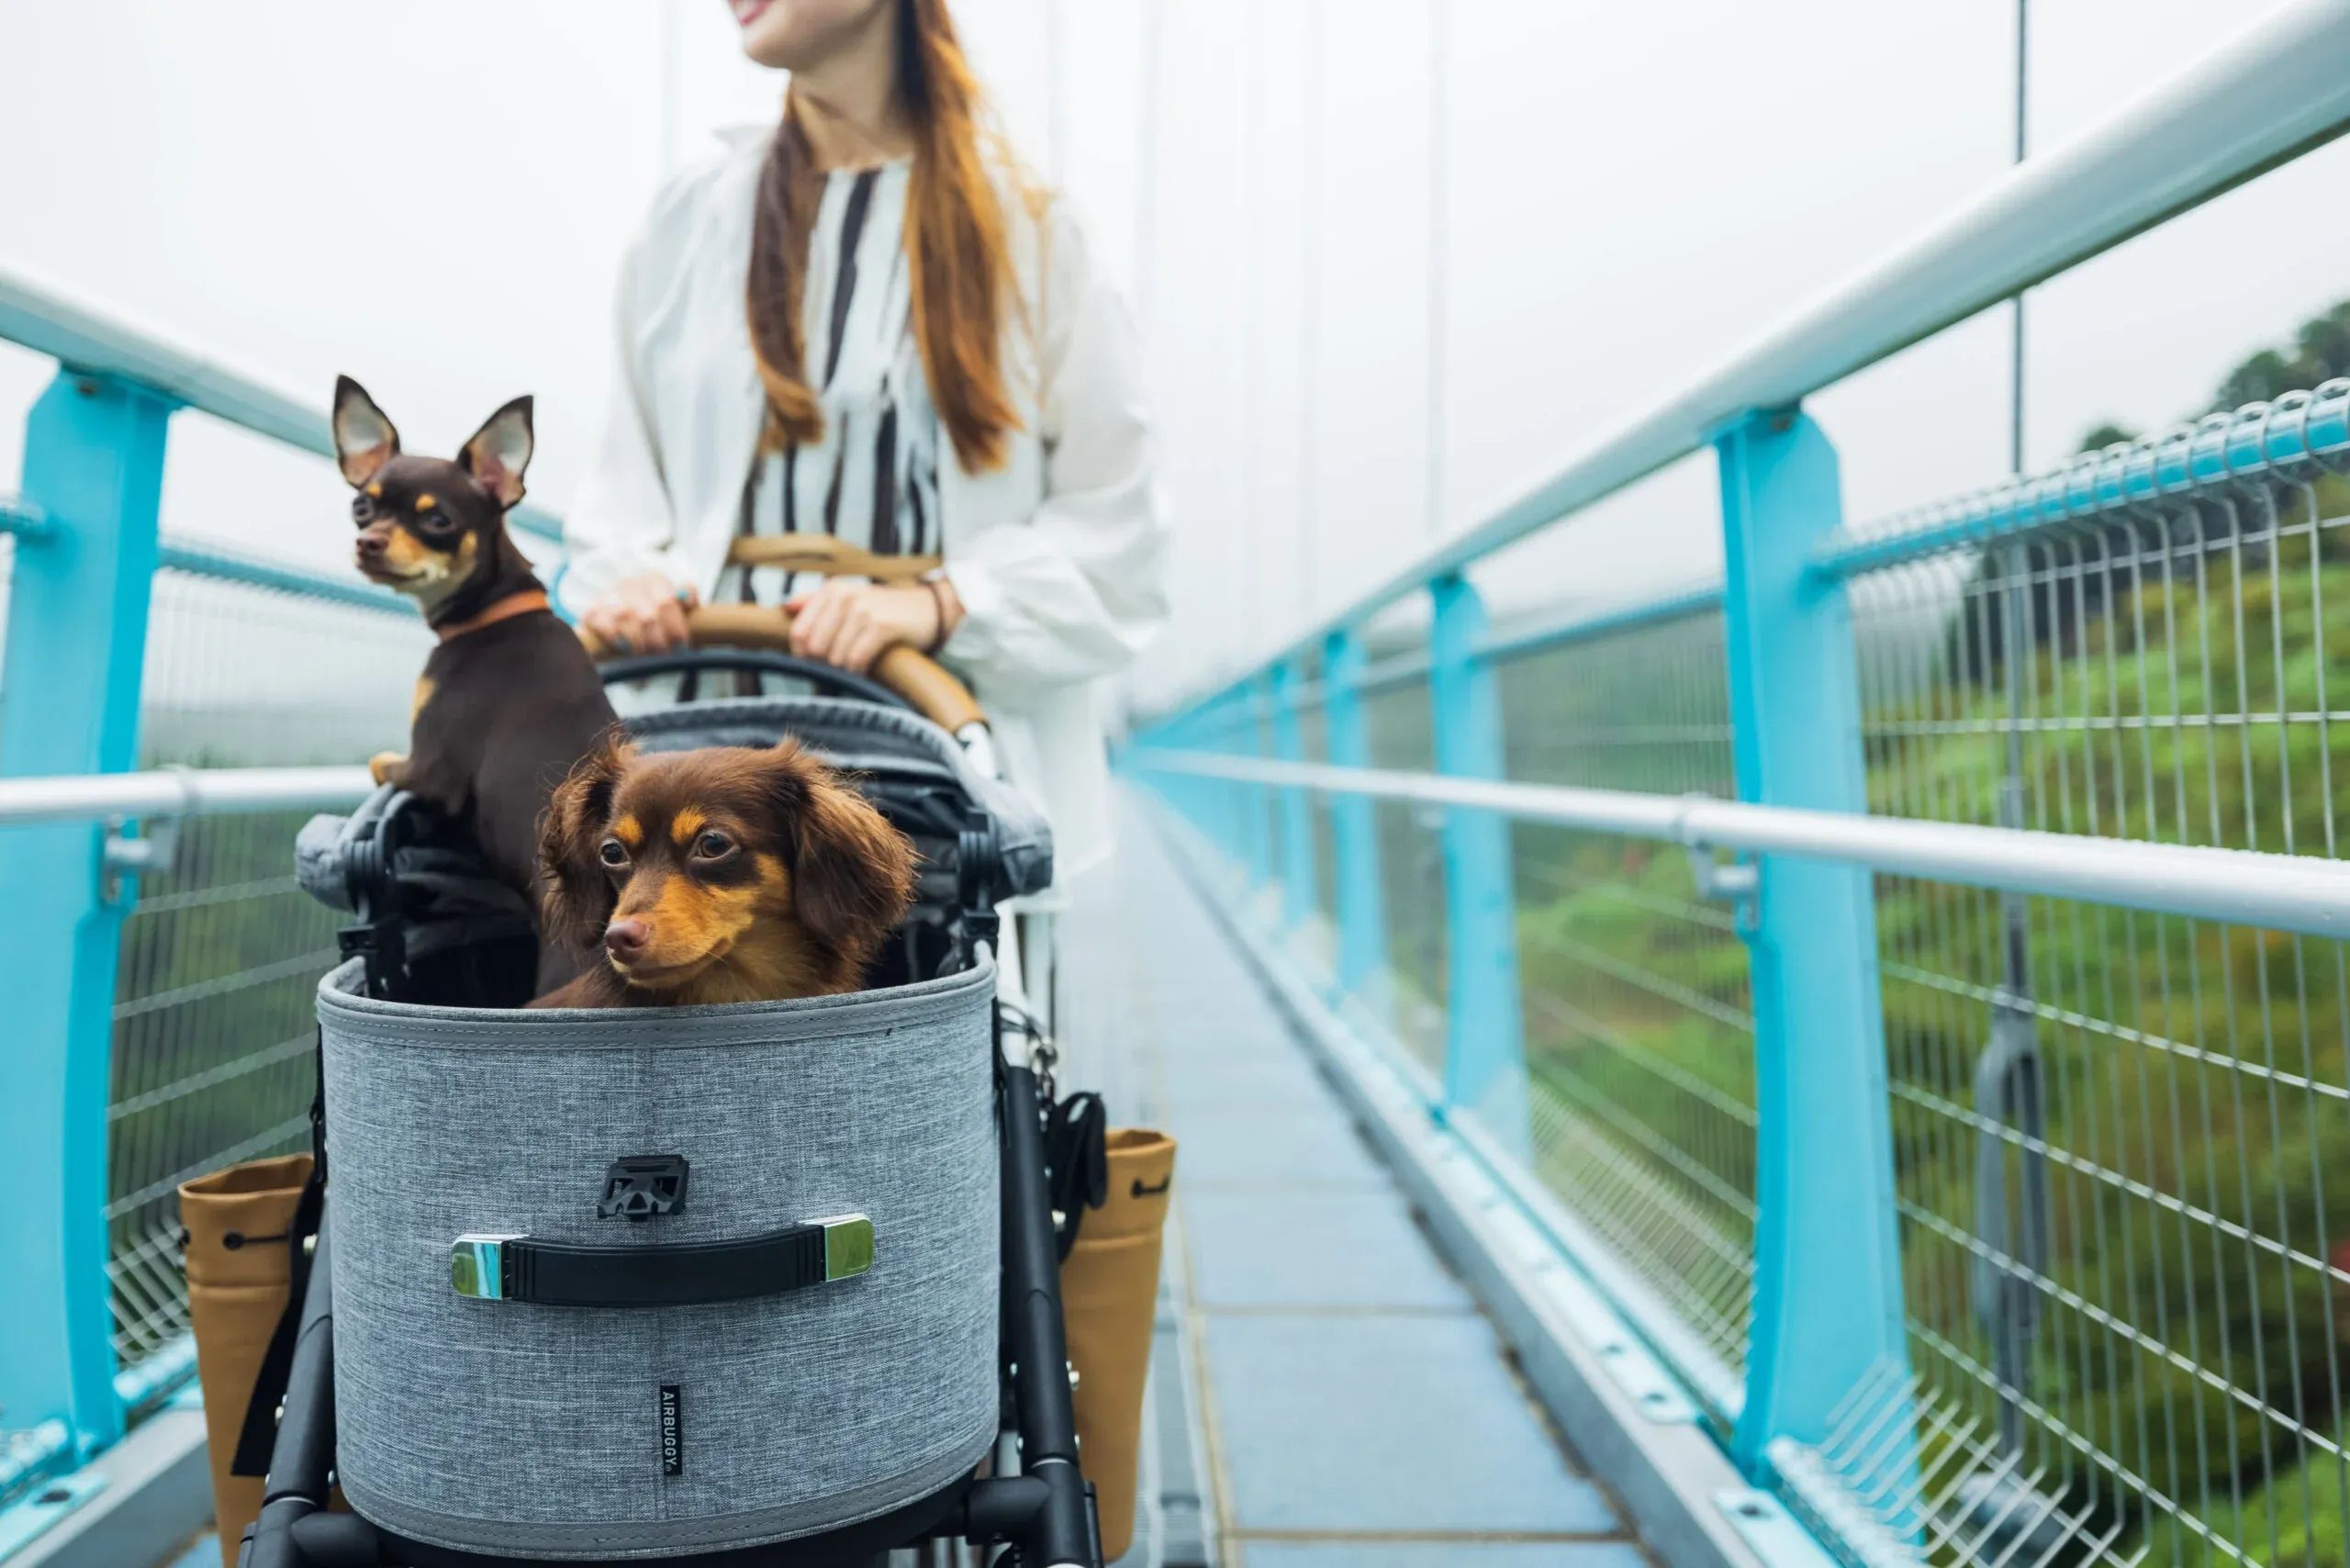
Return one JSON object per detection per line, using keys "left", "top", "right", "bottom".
{"left": 1193, "top": 693, "right": 1229, "bottom": 858}
{"left": 1218, "top": 691, "right": 1248, "bottom": 871}
{"left": 1270, "top": 657, "right": 1315, "bottom": 931}
{"left": 1240, "top": 678, "right": 1273, "bottom": 890}
{"left": 1321, "top": 629, "right": 1390, "bottom": 1017}
{"left": 1714, "top": 409, "right": 1915, "bottom": 1481}
{"left": 0, "top": 370, "right": 173, "bottom": 1452}
{"left": 1210, "top": 689, "right": 1251, "bottom": 876}
{"left": 1169, "top": 710, "right": 1206, "bottom": 839}
{"left": 1427, "top": 574, "right": 1529, "bottom": 1155}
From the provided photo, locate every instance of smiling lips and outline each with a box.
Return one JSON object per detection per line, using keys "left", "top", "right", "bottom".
{"left": 731, "top": 0, "right": 773, "bottom": 27}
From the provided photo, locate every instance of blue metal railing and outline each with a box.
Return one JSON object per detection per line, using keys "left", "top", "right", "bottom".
{"left": 1130, "top": 5, "right": 2350, "bottom": 1564}
{"left": 0, "top": 258, "right": 563, "bottom": 1513}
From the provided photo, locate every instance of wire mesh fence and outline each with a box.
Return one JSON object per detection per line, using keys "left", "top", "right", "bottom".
{"left": 1279, "top": 678, "right": 1341, "bottom": 981}
{"left": 1361, "top": 674, "right": 1448, "bottom": 1076}
{"left": 1834, "top": 403, "right": 2350, "bottom": 1567}
{"left": 108, "top": 809, "right": 341, "bottom": 1375}
{"left": 107, "top": 568, "right": 420, "bottom": 1394}
{"left": 1492, "top": 605, "right": 1756, "bottom": 1398}
{"left": 143, "top": 565, "right": 427, "bottom": 767}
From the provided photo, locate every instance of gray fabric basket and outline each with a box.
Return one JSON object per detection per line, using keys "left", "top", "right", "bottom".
{"left": 317, "top": 958, "right": 1001, "bottom": 1560}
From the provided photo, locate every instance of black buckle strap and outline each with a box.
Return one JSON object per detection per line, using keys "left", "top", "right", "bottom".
{"left": 1043, "top": 1091, "right": 1109, "bottom": 1261}
{"left": 450, "top": 1215, "right": 874, "bottom": 1308}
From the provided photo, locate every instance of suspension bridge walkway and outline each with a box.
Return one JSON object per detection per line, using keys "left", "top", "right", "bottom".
{"left": 6, "top": 5, "right": 2350, "bottom": 1565}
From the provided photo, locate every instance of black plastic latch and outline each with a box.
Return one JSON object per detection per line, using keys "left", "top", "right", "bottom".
{"left": 598, "top": 1155, "right": 689, "bottom": 1220}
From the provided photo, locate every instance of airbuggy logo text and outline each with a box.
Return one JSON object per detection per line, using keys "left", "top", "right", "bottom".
{"left": 659, "top": 1384, "right": 683, "bottom": 1476}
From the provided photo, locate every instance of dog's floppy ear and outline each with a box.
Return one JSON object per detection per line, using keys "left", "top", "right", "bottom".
{"left": 332, "top": 375, "right": 400, "bottom": 488}
{"left": 461, "top": 395, "right": 534, "bottom": 510}
{"left": 538, "top": 732, "right": 632, "bottom": 948}
{"left": 765, "top": 741, "right": 915, "bottom": 951}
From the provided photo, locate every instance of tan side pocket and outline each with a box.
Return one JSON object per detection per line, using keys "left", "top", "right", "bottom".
{"left": 181, "top": 1153, "right": 311, "bottom": 1568}
{"left": 1059, "top": 1128, "right": 1176, "bottom": 1563}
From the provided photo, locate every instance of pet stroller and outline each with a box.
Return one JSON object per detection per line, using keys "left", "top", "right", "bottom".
{"left": 236, "top": 631, "right": 1111, "bottom": 1568}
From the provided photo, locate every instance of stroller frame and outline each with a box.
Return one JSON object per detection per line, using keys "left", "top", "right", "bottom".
{"left": 244, "top": 660, "right": 1102, "bottom": 1568}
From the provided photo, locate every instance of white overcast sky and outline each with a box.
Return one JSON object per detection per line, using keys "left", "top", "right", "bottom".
{"left": 2, "top": 0, "right": 2343, "bottom": 711}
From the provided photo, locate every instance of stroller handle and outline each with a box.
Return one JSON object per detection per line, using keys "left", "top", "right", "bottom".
{"left": 577, "top": 533, "right": 983, "bottom": 733}
{"left": 580, "top": 606, "right": 985, "bottom": 734}
{"left": 727, "top": 535, "right": 941, "bottom": 581}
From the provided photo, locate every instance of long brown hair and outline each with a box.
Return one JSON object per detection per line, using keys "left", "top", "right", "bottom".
{"left": 745, "top": 0, "right": 1028, "bottom": 475}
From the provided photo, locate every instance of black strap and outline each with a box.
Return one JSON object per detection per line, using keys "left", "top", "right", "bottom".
{"left": 1044, "top": 1091, "right": 1109, "bottom": 1261}
{"left": 229, "top": 1028, "right": 330, "bottom": 1477}
{"left": 479, "top": 1221, "right": 867, "bottom": 1308}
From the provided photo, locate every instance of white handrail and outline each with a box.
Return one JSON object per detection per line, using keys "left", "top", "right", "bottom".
{"left": 1246, "top": 0, "right": 2350, "bottom": 677}
{"left": 1136, "top": 751, "right": 2350, "bottom": 942}
{"left": 0, "top": 766, "right": 378, "bottom": 825}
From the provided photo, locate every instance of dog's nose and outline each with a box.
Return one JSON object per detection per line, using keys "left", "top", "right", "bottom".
{"left": 604, "top": 919, "right": 652, "bottom": 962}
{"left": 356, "top": 532, "right": 387, "bottom": 557}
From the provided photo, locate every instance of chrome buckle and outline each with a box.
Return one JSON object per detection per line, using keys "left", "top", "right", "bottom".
{"left": 451, "top": 1232, "right": 527, "bottom": 1300}
{"left": 816, "top": 1215, "right": 875, "bottom": 1281}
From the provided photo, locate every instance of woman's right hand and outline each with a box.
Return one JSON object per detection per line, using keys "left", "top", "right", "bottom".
{"left": 582, "top": 573, "right": 698, "bottom": 655}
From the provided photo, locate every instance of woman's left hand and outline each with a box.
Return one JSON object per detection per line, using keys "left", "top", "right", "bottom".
{"left": 787, "top": 579, "right": 962, "bottom": 674}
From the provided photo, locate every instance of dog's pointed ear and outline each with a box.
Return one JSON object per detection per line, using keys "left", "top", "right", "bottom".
{"left": 767, "top": 741, "right": 914, "bottom": 952}
{"left": 538, "top": 732, "right": 632, "bottom": 949}
{"left": 332, "top": 375, "right": 400, "bottom": 488}
{"left": 461, "top": 395, "right": 534, "bottom": 510}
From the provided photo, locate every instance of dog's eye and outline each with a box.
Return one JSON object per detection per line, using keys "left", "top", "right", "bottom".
{"left": 419, "top": 509, "right": 453, "bottom": 532}
{"left": 352, "top": 495, "right": 374, "bottom": 525}
{"left": 599, "top": 839, "right": 629, "bottom": 868}
{"left": 693, "top": 831, "right": 735, "bottom": 860}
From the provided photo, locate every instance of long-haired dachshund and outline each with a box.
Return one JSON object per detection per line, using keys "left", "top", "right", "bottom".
{"left": 528, "top": 737, "right": 917, "bottom": 1007}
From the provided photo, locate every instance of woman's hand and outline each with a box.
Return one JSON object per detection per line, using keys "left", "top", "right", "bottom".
{"left": 788, "top": 579, "right": 963, "bottom": 674}
{"left": 583, "top": 573, "right": 698, "bottom": 655}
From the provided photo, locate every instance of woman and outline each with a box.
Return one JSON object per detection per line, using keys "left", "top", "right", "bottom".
{"left": 561, "top": 0, "right": 1166, "bottom": 889}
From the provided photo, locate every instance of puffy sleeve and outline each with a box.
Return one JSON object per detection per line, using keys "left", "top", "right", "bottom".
{"left": 554, "top": 185, "right": 705, "bottom": 618}
{"left": 940, "top": 200, "right": 1169, "bottom": 689}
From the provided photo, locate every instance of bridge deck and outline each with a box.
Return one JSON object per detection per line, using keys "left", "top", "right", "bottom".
{"left": 1065, "top": 797, "right": 1647, "bottom": 1568}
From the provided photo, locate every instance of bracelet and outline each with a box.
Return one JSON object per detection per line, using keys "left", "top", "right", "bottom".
{"left": 923, "top": 577, "right": 954, "bottom": 655}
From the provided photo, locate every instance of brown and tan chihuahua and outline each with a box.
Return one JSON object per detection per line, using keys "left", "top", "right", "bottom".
{"left": 331, "top": 375, "right": 617, "bottom": 989}
{"left": 530, "top": 737, "right": 917, "bottom": 1008}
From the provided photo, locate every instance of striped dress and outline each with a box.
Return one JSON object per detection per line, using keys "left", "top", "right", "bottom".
{"left": 720, "top": 158, "right": 945, "bottom": 607}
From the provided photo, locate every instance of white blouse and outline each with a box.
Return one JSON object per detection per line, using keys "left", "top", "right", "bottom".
{"left": 561, "top": 129, "right": 1169, "bottom": 889}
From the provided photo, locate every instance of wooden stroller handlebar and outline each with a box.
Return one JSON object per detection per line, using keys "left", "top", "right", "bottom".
{"left": 579, "top": 604, "right": 986, "bottom": 734}
{"left": 726, "top": 536, "right": 943, "bottom": 582}
{"left": 576, "top": 534, "right": 982, "bottom": 732}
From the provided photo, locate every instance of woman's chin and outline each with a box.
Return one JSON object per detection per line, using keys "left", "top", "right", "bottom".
{"left": 733, "top": 0, "right": 887, "bottom": 72}
{"left": 731, "top": 0, "right": 797, "bottom": 67}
